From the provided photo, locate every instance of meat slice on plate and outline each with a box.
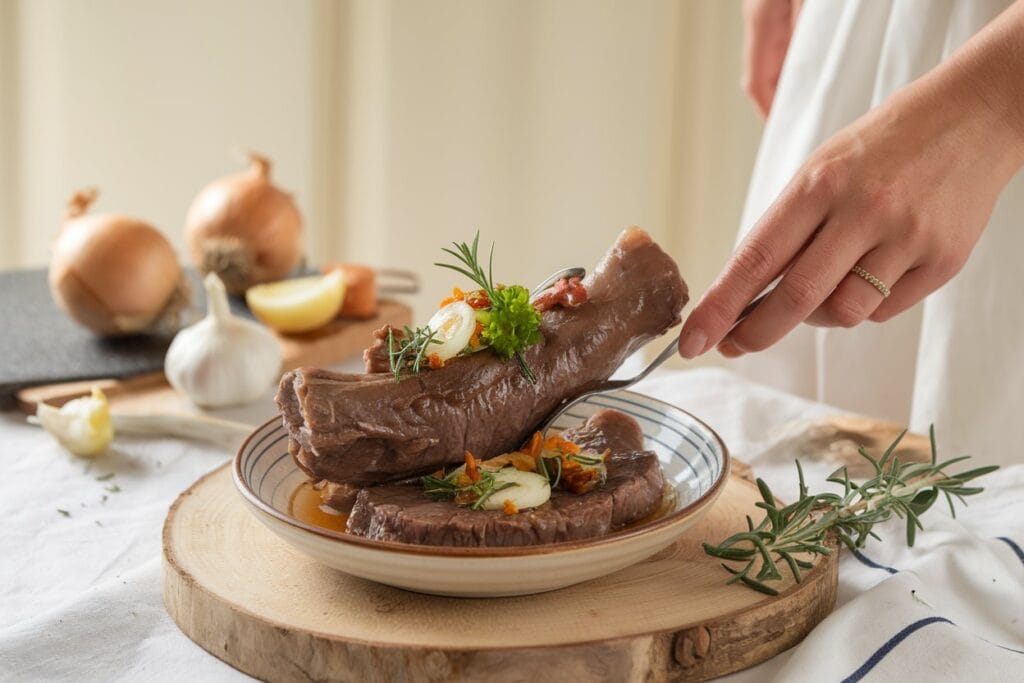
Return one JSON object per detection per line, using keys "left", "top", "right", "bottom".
{"left": 276, "top": 226, "right": 688, "bottom": 487}
{"left": 345, "top": 409, "right": 668, "bottom": 547}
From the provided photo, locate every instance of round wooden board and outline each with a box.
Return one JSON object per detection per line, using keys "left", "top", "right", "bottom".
{"left": 163, "top": 462, "right": 838, "bottom": 682}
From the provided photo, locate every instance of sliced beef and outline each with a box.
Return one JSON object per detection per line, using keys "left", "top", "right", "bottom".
{"left": 277, "top": 227, "right": 687, "bottom": 486}
{"left": 345, "top": 409, "right": 667, "bottom": 547}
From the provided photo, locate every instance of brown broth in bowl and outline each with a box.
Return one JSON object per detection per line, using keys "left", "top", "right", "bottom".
{"left": 289, "top": 480, "right": 678, "bottom": 538}
{"left": 289, "top": 481, "right": 349, "bottom": 533}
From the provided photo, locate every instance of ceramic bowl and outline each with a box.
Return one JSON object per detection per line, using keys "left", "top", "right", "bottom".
{"left": 233, "top": 390, "right": 729, "bottom": 597}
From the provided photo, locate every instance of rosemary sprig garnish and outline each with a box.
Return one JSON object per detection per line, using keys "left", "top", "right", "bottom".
{"left": 387, "top": 325, "right": 441, "bottom": 382}
{"left": 568, "top": 453, "right": 605, "bottom": 466}
{"left": 435, "top": 233, "right": 540, "bottom": 384}
{"left": 435, "top": 232, "right": 498, "bottom": 302}
{"left": 422, "top": 468, "right": 519, "bottom": 511}
{"left": 703, "top": 426, "right": 998, "bottom": 595}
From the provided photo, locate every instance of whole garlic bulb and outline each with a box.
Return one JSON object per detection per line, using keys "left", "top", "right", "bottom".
{"left": 165, "top": 273, "right": 282, "bottom": 408}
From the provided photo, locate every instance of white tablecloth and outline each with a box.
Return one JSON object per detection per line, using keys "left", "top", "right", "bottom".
{"left": 2, "top": 368, "right": 1021, "bottom": 682}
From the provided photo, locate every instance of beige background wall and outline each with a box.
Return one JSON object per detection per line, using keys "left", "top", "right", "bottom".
{"left": 0, "top": 0, "right": 762, "bottom": 359}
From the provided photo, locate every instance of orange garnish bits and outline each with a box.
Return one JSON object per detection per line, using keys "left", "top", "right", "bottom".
{"left": 439, "top": 287, "right": 491, "bottom": 310}
{"left": 428, "top": 353, "right": 444, "bottom": 369}
{"left": 510, "top": 451, "right": 537, "bottom": 472}
{"left": 468, "top": 321, "right": 485, "bottom": 349}
{"left": 524, "top": 432, "right": 543, "bottom": 467}
{"left": 543, "top": 435, "right": 580, "bottom": 455}
{"left": 503, "top": 499, "right": 519, "bottom": 515}
{"left": 439, "top": 287, "right": 466, "bottom": 308}
{"left": 464, "top": 450, "right": 481, "bottom": 483}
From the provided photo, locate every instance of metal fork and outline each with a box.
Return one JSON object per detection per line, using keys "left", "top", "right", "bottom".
{"left": 530, "top": 266, "right": 587, "bottom": 299}
{"left": 537, "top": 288, "right": 771, "bottom": 434}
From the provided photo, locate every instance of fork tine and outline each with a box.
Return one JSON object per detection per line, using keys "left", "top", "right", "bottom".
{"left": 530, "top": 267, "right": 587, "bottom": 299}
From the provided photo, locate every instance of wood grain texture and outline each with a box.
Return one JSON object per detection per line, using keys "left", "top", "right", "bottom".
{"left": 163, "top": 463, "right": 838, "bottom": 682}
{"left": 15, "top": 300, "right": 411, "bottom": 415}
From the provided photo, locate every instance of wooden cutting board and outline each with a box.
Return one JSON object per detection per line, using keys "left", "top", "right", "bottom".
{"left": 162, "top": 460, "right": 839, "bottom": 682}
{"left": 15, "top": 299, "right": 411, "bottom": 415}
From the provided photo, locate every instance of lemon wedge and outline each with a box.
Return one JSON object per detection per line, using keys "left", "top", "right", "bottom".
{"left": 245, "top": 270, "right": 346, "bottom": 333}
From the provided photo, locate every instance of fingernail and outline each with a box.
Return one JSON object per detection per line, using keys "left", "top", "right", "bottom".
{"left": 678, "top": 328, "right": 708, "bottom": 359}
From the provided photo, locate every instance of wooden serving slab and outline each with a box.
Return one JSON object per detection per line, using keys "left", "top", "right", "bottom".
{"left": 163, "top": 461, "right": 839, "bottom": 682}
{"left": 15, "top": 300, "right": 411, "bottom": 416}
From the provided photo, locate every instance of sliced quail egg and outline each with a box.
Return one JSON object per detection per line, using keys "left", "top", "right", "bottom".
{"left": 425, "top": 300, "right": 477, "bottom": 361}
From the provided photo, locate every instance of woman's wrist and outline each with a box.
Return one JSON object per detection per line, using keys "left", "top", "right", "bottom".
{"left": 925, "top": 1, "right": 1024, "bottom": 171}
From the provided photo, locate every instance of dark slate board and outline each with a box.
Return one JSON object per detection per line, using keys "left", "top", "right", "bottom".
{"left": 0, "top": 268, "right": 260, "bottom": 408}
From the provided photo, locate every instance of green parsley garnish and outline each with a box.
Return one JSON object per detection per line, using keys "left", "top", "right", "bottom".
{"left": 435, "top": 233, "right": 541, "bottom": 382}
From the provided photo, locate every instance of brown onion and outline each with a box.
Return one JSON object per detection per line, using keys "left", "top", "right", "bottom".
{"left": 49, "top": 189, "right": 187, "bottom": 336}
{"left": 184, "top": 152, "right": 303, "bottom": 294}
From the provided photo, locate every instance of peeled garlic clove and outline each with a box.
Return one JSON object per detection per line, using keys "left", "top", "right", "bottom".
{"left": 425, "top": 301, "right": 477, "bottom": 361}
{"left": 165, "top": 273, "right": 282, "bottom": 408}
{"left": 479, "top": 469, "right": 551, "bottom": 511}
{"left": 32, "top": 386, "right": 114, "bottom": 457}
{"left": 448, "top": 464, "right": 552, "bottom": 511}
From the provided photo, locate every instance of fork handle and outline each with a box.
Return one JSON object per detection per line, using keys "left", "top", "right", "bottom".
{"left": 642, "top": 288, "right": 772, "bottom": 380}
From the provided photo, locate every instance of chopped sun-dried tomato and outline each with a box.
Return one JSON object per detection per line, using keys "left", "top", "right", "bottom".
{"left": 464, "top": 451, "right": 481, "bottom": 482}
{"left": 533, "top": 276, "right": 588, "bottom": 312}
{"left": 465, "top": 293, "right": 491, "bottom": 309}
{"left": 428, "top": 353, "right": 444, "bottom": 369}
{"left": 503, "top": 499, "right": 519, "bottom": 515}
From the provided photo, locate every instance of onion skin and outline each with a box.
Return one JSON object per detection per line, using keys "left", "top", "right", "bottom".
{"left": 49, "top": 189, "right": 183, "bottom": 336}
{"left": 184, "top": 152, "right": 303, "bottom": 295}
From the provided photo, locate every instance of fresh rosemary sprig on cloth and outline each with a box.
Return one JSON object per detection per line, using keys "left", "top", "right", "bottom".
{"left": 703, "top": 426, "right": 998, "bottom": 595}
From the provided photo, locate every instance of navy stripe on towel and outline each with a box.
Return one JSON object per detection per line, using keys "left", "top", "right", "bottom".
{"left": 849, "top": 548, "right": 898, "bottom": 574}
{"left": 842, "top": 617, "right": 953, "bottom": 683}
{"left": 996, "top": 537, "right": 1024, "bottom": 566}
{"left": 843, "top": 616, "right": 1024, "bottom": 682}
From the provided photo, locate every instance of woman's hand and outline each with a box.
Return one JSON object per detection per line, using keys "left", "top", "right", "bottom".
{"left": 741, "top": 0, "right": 802, "bottom": 119}
{"left": 679, "top": 0, "right": 1024, "bottom": 360}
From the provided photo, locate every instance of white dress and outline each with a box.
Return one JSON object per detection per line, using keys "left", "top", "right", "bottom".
{"left": 734, "top": 0, "right": 1023, "bottom": 465}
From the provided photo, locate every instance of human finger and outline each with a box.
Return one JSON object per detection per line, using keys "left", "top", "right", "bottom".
{"left": 805, "top": 247, "right": 909, "bottom": 327}
{"left": 867, "top": 265, "right": 951, "bottom": 322}
{"left": 716, "top": 219, "right": 872, "bottom": 354}
{"left": 677, "top": 168, "right": 835, "bottom": 358}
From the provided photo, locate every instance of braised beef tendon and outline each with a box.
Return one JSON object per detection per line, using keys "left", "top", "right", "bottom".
{"left": 276, "top": 227, "right": 687, "bottom": 488}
